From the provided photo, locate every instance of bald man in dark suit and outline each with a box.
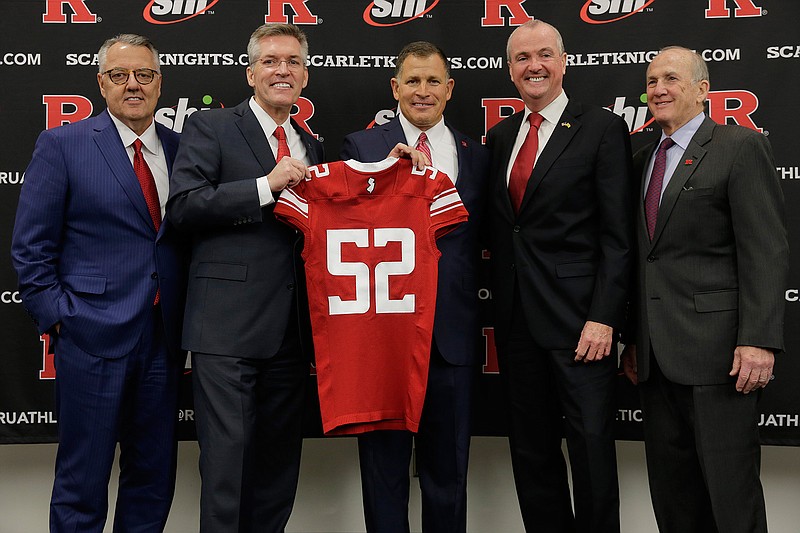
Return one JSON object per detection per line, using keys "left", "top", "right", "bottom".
{"left": 621, "top": 46, "right": 788, "bottom": 533}
{"left": 486, "top": 20, "right": 633, "bottom": 533}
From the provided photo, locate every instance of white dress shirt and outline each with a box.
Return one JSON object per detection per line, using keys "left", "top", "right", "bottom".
{"left": 505, "top": 90, "right": 569, "bottom": 185}
{"left": 398, "top": 112, "right": 459, "bottom": 185}
{"left": 109, "top": 112, "right": 169, "bottom": 218}
{"left": 249, "top": 97, "right": 310, "bottom": 206}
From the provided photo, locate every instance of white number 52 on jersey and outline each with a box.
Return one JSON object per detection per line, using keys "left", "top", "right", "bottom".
{"left": 326, "top": 228, "right": 416, "bottom": 315}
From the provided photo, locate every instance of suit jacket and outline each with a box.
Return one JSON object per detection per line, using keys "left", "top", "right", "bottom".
{"left": 340, "top": 117, "right": 490, "bottom": 366}
{"left": 11, "top": 110, "right": 185, "bottom": 358}
{"left": 167, "top": 99, "right": 324, "bottom": 359}
{"left": 486, "top": 99, "right": 634, "bottom": 349}
{"left": 631, "top": 117, "right": 788, "bottom": 385}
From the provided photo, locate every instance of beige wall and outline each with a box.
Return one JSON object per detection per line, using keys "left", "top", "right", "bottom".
{"left": 1, "top": 438, "right": 798, "bottom": 532}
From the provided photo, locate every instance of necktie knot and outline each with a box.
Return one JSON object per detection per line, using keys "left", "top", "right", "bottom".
{"left": 529, "top": 112, "right": 544, "bottom": 130}
{"left": 658, "top": 137, "right": 675, "bottom": 153}
{"left": 133, "top": 138, "right": 144, "bottom": 155}
{"left": 273, "top": 125, "right": 290, "bottom": 162}
{"left": 415, "top": 132, "right": 432, "bottom": 166}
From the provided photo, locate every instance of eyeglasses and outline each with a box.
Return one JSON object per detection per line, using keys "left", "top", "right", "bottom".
{"left": 102, "top": 68, "right": 160, "bottom": 85}
{"left": 251, "top": 58, "right": 305, "bottom": 71}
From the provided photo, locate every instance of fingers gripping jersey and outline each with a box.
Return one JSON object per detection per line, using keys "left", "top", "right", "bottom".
{"left": 275, "top": 157, "right": 468, "bottom": 435}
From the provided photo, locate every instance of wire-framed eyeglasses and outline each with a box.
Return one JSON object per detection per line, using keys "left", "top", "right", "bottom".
{"left": 251, "top": 58, "right": 305, "bottom": 71}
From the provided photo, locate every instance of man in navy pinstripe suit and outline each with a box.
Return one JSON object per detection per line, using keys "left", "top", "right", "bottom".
{"left": 11, "top": 34, "right": 186, "bottom": 532}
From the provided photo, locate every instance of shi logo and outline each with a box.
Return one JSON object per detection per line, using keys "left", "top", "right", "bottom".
{"left": 366, "top": 177, "right": 376, "bottom": 194}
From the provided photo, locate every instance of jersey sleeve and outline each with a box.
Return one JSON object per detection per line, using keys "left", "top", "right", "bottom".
{"left": 429, "top": 175, "right": 468, "bottom": 239}
{"left": 274, "top": 183, "right": 311, "bottom": 235}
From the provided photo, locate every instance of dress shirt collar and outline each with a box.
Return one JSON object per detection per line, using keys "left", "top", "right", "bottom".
{"left": 108, "top": 111, "right": 160, "bottom": 155}
{"left": 249, "top": 96, "right": 298, "bottom": 145}
{"left": 523, "top": 90, "right": 568, "bottom": 127}
{"left": 659, "top": 111, "right": 705, "bottom": 151}
{"left": 397, "top": 112, "right": 448, "bottom": 150}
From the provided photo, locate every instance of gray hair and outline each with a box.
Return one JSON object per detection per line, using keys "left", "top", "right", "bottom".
{"left": 657, "top": 46, "right": 710, "bottom": 84}
{"left": 247, "top": 23, "right": 309, "bottom": 65}
{"left": 97, "top": 34, "right": 159, "bottom": 72}
{"left": 506, "top": 20, "right": 566, "bottom": 62}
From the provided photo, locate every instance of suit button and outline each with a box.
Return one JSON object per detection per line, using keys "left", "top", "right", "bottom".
{"left": 513, "top": 225, "right": 521, "bottom": 233}
{"left": 287, "top": 283, "right": 295, "bottom": 290}
{"left": 151, "top": 272, "right": 158, "bottom": 279}
{"left": 647, "top": 256, "right": 657, "bottom": 263}
{"left": 510, "top": 263, "right": 516, "bottom": 270}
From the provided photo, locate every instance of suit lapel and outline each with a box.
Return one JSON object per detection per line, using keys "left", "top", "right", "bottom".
{"left": 93, "top": 111, "right": 154, "bottom": 231}
{"left": 382, "top": 118, "right": 409, "bottom": 154}
{"left": 291, "top": 118, "right": 323, "bottom": 165}
{"left": 519, "top": 103, "right": 581, "bottom": 213}
{"left": 156, "top": 122, "right": 179, "bottom": 173}
{"left": 650, "top": 118, "right": 713, "bottom": 246}
{"left": 450, "top": 125, "right": 474, "bottom": 195}
{"left": 155, "top": 122, "right": 179, "bottom": 241}
{"left": 234, "top": 100, "right": 277, "bottom": 174}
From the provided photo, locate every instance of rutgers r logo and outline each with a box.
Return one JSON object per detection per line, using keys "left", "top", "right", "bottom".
{"left": 579, "top": 0, "right": 656, "bottom": 24}
{"left": 42, "top": 0, "right": 97, "bottom": 23}
{"left": 292, "top": 97, "right": 318, "bottom": 139}
{"left": 363, "top": 0, "right": 440, "bottom": 27}
{"left": 264, "top": 0, "right": 318, "bottom": 24}
{"left": 705, "top": 0, "right": 763, "bottom": 18}
{"left": 707, "top": 90, "right": 762, "bottom": 132}
{"left": 481, "top": 0, "right": 533, "bottom": 27}
{"left": 481, "top": 97, "right": 525, "bottom": 143}
{"left": 143, "top": 0, "right": 220, "bottom": 24}
{"left": 43, "top": 95, "right": 93, "bottom": 129}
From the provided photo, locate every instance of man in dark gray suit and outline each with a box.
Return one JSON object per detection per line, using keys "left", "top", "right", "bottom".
{"left": 621, "top": 46, "right": 788, "bottom": 533}
{"left": 167, "top": 24, "right": 323, "bottom": 533}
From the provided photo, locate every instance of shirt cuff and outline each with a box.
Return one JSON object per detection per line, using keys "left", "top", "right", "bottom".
{"left": 256, "top": 175, "right": 275, "bottom": 206}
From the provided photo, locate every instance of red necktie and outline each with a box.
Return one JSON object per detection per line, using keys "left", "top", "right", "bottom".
{"left": 274, "top": 126, "right": 291, "bottom": 162}
{"left": 416, "top": 132, "right": 432, "bottom": 166}
{"left": 644, "top": 137, "right": 675, "bottom": 241}
{"left": 133, "top": 139, "right": 161, "bottom": 305}
{"left": 508, "top": 112, "right": 544, "bottom": 214}
{"left": 133, "top": 139, "right": 161, "bottom": 232}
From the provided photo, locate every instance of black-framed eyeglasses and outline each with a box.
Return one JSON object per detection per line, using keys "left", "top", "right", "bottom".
{"left": 102, "top": 68, "right": 160, "bottom": 85}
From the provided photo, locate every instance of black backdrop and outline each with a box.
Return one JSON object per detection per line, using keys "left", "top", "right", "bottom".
{"left": 2, "top": 0, "right": 799, "bottom": 444}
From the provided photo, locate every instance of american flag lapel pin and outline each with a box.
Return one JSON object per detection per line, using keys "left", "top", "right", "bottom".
{"left": 461, "top": 140, "right": 467, "bottom": 148}
{"left": 561, "top": 122, "right": 571, "bottom": 128}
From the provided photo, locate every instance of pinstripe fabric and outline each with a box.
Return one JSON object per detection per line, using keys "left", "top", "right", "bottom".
{"left": 11, "top": 109, "right": 186, "bottom": 532}
{"left": 632, "top": 117, "right": 788, "bottom": 385}
{"left": 11, "top": 110, "right": 185, "bottom": 358}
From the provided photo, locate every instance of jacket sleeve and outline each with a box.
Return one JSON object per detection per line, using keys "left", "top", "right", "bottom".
{"left": 11, "top": 129, "right": 69, "bottom": 334}
{"left": 729, "top": 131, "right": 788, "bottom": 351}
{"left": 166, "top": 111, "right": 264, "bottom": 231}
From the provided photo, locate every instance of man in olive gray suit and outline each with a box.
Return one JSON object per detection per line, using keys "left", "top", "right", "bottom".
{"left": 621, "top": 46, "right": 788, "bottom": 533}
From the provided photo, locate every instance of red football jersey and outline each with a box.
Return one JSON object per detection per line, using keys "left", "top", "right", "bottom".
{"left": 274, "top": 157, "right": 468, "bottom": 435}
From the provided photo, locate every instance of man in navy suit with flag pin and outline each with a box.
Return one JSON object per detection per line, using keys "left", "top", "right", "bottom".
{"left": 486, "top": 20, "right": 633, "bottom": 533}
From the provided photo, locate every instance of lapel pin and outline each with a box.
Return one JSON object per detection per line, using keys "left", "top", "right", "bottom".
{"left": 561, "top": 122, "right": 571, "bottom": 128}
{"left": 685, "top": 159, "right": 693, "bottom": 165}
{"left": 461, "top": 140, "right": 467, "bottom": 147}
